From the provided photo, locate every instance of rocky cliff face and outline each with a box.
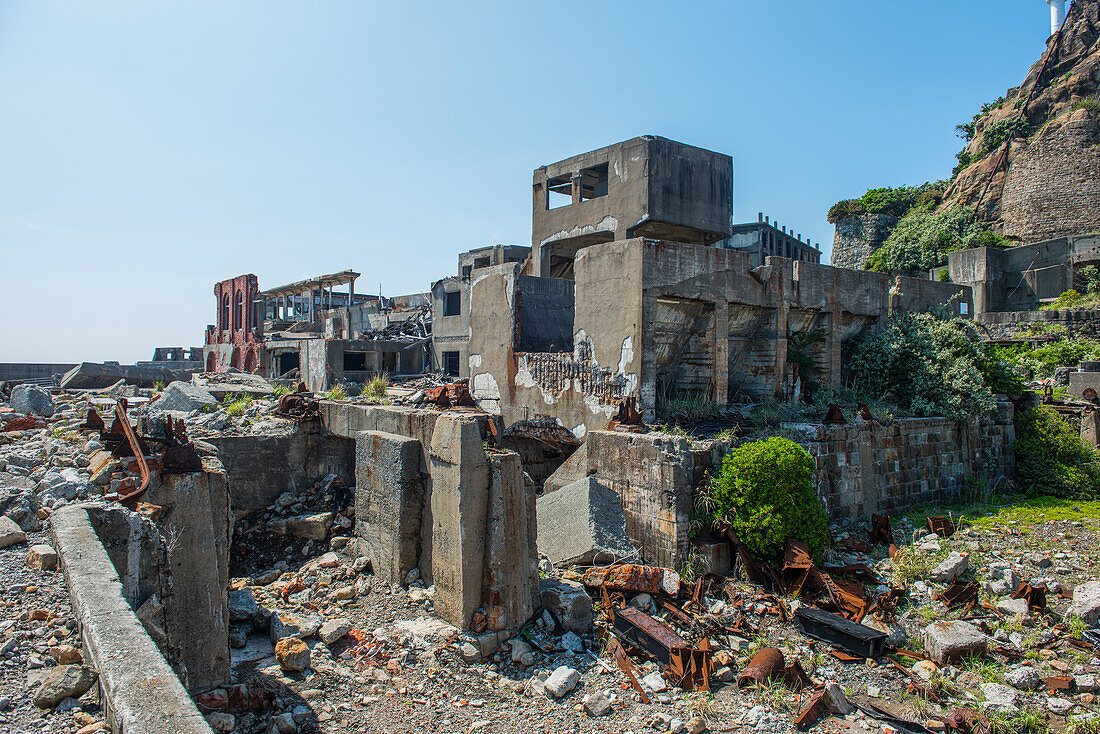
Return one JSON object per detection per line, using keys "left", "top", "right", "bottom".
{"left": 830, "top": 213, "right": 899, "bottom": 270}
{"left": 942, "top": 0, "right": 1100, "bottom": 240}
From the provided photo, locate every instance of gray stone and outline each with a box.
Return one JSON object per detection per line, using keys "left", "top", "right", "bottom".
{"left": 1047, "top": 697, "right": 1075, "bottom": 716}
{"left": 269, "top": 611, "right": 321, "bottom": 642}
{"left": 560, "top": 631, "right": 584, "bottom": 653}
{"left": 996, "top": 598, "right": 1030, "bottom": 618}
{"left": 924, "top": 621, "right": 988, "bottom": 664}
{"left": 1067, "top": 581, "right": 1100, "bottom": 626}
{"left": 207, "top": 713, "right": 236, "bottom": 732}
{"left": 0, "top": 517, "right": 27, "bottom": 549}
{"left": 980, "top": 683, "right": 1020, "bottom": 714}
{"left": 930, "top": 552, "right": 969, "bottom": 582}
{"left": 583, "top": 690, "right": 612, "bottom": 717}
{"left": 536, "top": 476, "right": 635, "bottom": 566}
{"left": 1075, "top": 675, "right": 1097, "bottom": 693}
{"left": 228, "top": 588, "right": 269, "bottom": 628}
{"left": 641, "top": 671, "right": 668, "bottom": 693}
{"left": 544, "top": 666, "right": 580, "bottom": 698}
{"left": 11, "top": 385, "right": 54, "bottom": 418}
{"left": 823, "top": 682, "right": 852, "bottom": 714}
{"left": 1005, "top": 666, "right": 1042, "bottom": 691}
{"left": 319, "top": 618, "right": 352, "bottom": 645}
{"left": 36, "top": 469, "right": 92, "bottom": 502}
{"left": 150, "top": 381, "right": 217, "bottom": 413}
{"left": 32, "top": 665, "right": 97, "bottom": 709}
{"left": 286, "top": 513, "right": 334, "bottom": 541}
{"left": 539, "top": 578, "right": 594, "bottom": 633}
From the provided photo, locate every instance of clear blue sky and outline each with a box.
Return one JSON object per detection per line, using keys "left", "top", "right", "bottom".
{"left": 1, "top": 1, "right": 1055, "bottom": 363}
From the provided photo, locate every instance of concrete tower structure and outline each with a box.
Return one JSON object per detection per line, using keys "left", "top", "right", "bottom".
{"left": 1047, "top": 0, "right": 1067, "bottom": 35}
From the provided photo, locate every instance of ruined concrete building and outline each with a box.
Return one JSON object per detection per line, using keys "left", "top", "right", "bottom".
{"left": 458, "top": 137, "right": 967, "bottom": 436}
{"left": 204, "top": 270, "right": 430, "bottom": 391}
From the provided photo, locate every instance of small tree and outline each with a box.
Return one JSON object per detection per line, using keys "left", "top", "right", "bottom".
{"left": 698, "top": 437, "right": 828, "bottom": 561}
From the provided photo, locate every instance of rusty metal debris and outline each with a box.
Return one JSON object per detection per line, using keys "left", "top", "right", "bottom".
{"left": 610, "top": 605, "right": 711, "bottom": 691}
{"left": 110, "top": 399, "right": 150, "bottom": 509}
{"left": 1012, "top": 581, "right": 1047, "bottom": 612}
{"left": 927, "top": 516, "right": 957, "bottom": 538}
{"left": 935, "top": 580, "right": 980, "bottom": 612}
{"left": 584, "top": 565, "right": 680, "bottom": 596}
{"left": 794, "top": 606, "right": 887, "bottom": 659}
{"left": 737, "top": 647, "right": 785, "bottom": 688}
{"left": 161, "top": 416, "right": 203, "bottom": 473}
{"left": 278, "top": 393, "right": 319, "bottom": 421}
{"left": 1, "top": 416, "right": 49, "bottom": 432}
{"left": 869, "top": 514, "right": 893, "bottom": 546}
{"left": 823, "top": 404, "right": 846, "bottom": 424}
{"left": 421, "top": 380, "right": 475, "bottom": 408}
{"left": 1044, "top": 675, "right": 1073, "bottom": 692}
{"left": 607, "top": 396, "right": 644, "bottom": 430}
{"left": 793, "top": 689, "right": 829, "bottom": 730}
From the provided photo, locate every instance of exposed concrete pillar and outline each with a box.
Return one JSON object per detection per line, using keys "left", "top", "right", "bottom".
{"left": 354, "top": 430, "right": 426, "bottom": 585}
{"left": 714, "top": 301, "right": 729, "bottom": 406}
{"left": 482, "top": 452, "right": 537, "bottom": 631}
{"left": 144, "top": 457, "right": 231, "bottom": 689}
{"left": 429, "top": 415, "right": 489, "bottom": 628}
{"left": 1082, "top": 407, "right": 1100, "bottom": 449}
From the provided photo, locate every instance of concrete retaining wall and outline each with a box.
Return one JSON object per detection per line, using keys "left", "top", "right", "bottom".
{"left": 51, "top": 505, "right": 213, "bottom": 734}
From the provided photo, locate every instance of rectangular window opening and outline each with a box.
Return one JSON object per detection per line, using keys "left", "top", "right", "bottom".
{"left": 343, "top": 351, "right": 367, "bottom": 371}
{"left": 443, "top": 291, "right": 461, "bottom": 317}
{"left": 579, "top": 163, "right": 608, "bottom": 201}
{"left": 546, "top": 174, "right": 572, "bottom": 209}
{"left": 474, "top": 256, "right": 491, "bottom": 269}
{"left": 442, "top": 351, "right": 460, "bottom": 376}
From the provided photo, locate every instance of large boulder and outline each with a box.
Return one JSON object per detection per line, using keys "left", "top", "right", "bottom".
{"left": 10, "top": 385, "right": 54, "bottom": 418}
{"left": 32, "top": 665, "right": 97, "bottom": 708}
{"left": 150, "top": 381, "right": 217, "bottom": 414}
{"left": 924, "top": 621, "right": 988, "bottom": 664}
{"left": 536, "top": 477, "right": 635, "bottom": 566}
{"left": 1068, "top": 581, "right": 1100, "bottom": 626}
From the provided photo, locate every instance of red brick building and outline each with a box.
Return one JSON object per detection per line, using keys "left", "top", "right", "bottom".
{"left": 203, "top": 274, "right": 264, "bottom": 373}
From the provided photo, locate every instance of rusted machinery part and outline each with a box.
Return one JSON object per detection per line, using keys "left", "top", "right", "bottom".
{"left": 737, "top": 647, "right": 785, "bottom": 688}
{"left": 113, "top": 399, "right": 150, "bottom": 509}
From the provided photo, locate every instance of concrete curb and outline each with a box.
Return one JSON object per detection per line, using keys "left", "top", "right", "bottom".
{"left": 50, "top": 505, "right": 214, "bottom": 734}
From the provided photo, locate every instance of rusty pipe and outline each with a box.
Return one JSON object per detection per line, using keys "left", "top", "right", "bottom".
{"left": 737, "top": 647, "right": 785, "bottom": 688}
{"left": 114, "top": 398, "right": 149, "bottom": 508}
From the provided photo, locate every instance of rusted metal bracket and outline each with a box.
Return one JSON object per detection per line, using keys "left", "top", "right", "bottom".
{"left": 927, "top": 516, "right": 957, "bottom": 538}
{"left": 1012, "top": 582, "right": 1047, "bottom": 613}
{"left": 605, "top": 636, "right": 649, "bottom": 703}
{"left": 935, "top": 580, "right": 980, "bottom": 611}
{"left": 111, "top": 399, "right": 150, "bottom": 509}
{"left": 793, "top": 689, "right": 828, "bottom": 730}
{"left": 161, "top": 416, "right": 203, "bottom": 473}
{"left": 612, "top": 606, "right": 712, "bottom": 691}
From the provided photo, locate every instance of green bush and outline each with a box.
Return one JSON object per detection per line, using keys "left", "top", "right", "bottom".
{"left": 979, "top": 116, "right": 1031, "bottom": 156}
{"left": 698, "top": 437, "right": 828, "bottom": 561}
{"left": 994, "top": 336, "right": 1100, "bottom": 380}
{"left": 848, "top": 311, "right": 1023, "bottom": 420}
{"left": 860, "top": 187, "right": 918, "bottom": 218}
{"left": 864, "top": 206, "right": 1008, "bottom": 274}
{"left": 1015, "top": 407, "right": 1100, "bottom": 499}
{"left": 827, "top": 198, "right": 865, "bottom": 224}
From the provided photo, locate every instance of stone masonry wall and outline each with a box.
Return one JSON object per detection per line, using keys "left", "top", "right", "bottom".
{"left": 1002, "top": 110, "right": 1100, "bottom": 243}
{"left": 792, "top": 407, "right": 1015, "bottom": 521}
{"left": 830, "top": 213, "right": 898, "bottom": 270}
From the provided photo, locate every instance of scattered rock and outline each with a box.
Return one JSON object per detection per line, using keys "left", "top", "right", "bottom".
{"left": 544, "top": 666, "right": 580, "bottom": 698}
{"left": 206, "top": 712, "right": 236, "bottom": 732}
{"left": 930, "top": 552, "right": 969, "bottom": 582}
{"left": 1005, "top": 666, "right": 1042, "bottom": 691}
{"left": 32, "top": 665, "right": 98, "bottom": 709}
{"left": 149, "top": 381, "right": 217, "bottom": 413}
{"left": 1067, "top": 581, "right": 1100, "bottom": 626}
{"left": 25, "top": 544, "right": 59, "bottom": 571}
{"left": 319, "top": 618, "right": 352, "bottom": 645}
{"left": 0, "top": 516, "right": 27, "bottom": 548}
{"left": 583, "top": 690, "right": 612, "bottom": 717}
{"left": 11, "top": 385, "right": 55, "bottom": 417}
{"left": 823, "top": 682, "right": 853, "bottom": 714}
{"left": 996, "top": 597, "right": 1029, "bottom": 617}
{"left": 641, "top": 671, "right": 668, "bottom": 693}
{"left": 538, "top": 578, "right": 593, "bottom": 632}
{"left": 924, "top": 621, "right": 987, "bottom": 664}
{"left": 1048, "top": 697, "right": 1075, "bottom": 716}
{"left": 275, "top": 637, "right": 311, "bottom": 672}
{"left": 980, "top": 683, "right": 1020, "bottom": 714}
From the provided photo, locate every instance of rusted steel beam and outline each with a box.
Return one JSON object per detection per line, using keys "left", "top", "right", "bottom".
{"left": 927, "top": 516, "right": 956, "bottom": 538}
{"left": 112, "top": 399, "right": 150, "bottom": 509}
{"left": 584, "top": 565, "right": 680, "bottom": 596}
{"left": 605, "top": 636, "right": 649, "bottom": 704}
{"left": 1012, "top": 582, "right": 1047, "bottom": 612}
{"left": 612, "top": 606, "right": 711, "bottom": 691}
{"left": 794, "top": 606, "right": 887, "bottom": 659}
{"left": 793, "top": 689, "right": 828, "bottom": 730}
{"left": 935, "top": 580, "right": 980, "bottom": 611}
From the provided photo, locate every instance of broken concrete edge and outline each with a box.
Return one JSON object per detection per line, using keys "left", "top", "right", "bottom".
{"left": 50, "top": 504, "right": 215, "bottom": 734}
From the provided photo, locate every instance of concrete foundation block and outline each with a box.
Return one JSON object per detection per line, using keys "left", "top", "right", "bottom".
{"left": 429, "top": 415, "right": 490, "bottom": 628}
{"left": 536, "top": 477, "right": 635, "bottom": 566}
{"left": 354, "top": 430, "right": 426, "bottom": 585}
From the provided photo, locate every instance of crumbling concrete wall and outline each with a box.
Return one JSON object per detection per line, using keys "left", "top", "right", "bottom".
{"left": 208, "top": 429, "right": 354, "bottom": 517}
{"left": 468, "top": 238, "right": 971, "bottom": 436}
{"left": 51, "top": 506, "right": 214, "bottom": 734}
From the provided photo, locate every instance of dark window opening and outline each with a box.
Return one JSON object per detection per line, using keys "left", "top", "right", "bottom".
{"left": 442, "top": 351, "right": 460, "bottom": 376}
{"left": 461, "top": 266, "right": 472, "bottom": 279}
{"left": 579, "top": 163, "right": 608, "bottom": 200}
{"left": 474, "top": 256, "right": 491, "bottom": 269}
{"left": 547, "top": 174, "right": 572, "bottom": 209}
{"left": 234, "top": 291, "right": 244, "bottom": 330}
{"left": 382, "top": 352, "right": 398, "bottom": 373}
{"left": 443, "top": 291, "right": 461, "bottom": 317}
{"left": 343, "top": 351, "right": 367, "bottom": 371}
{"left": 276, "top": 352, "right": 300, "bottom": 377}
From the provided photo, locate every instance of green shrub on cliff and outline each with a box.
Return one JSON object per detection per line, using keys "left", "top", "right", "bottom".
{"left": 695, "top": 437, "right": 827, "bottom": 561}
{"left": 864, "top": 206, "right": 1008, "bottom": 274}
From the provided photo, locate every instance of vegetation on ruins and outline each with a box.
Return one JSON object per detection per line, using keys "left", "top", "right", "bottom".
{"left": 1015, "top": 406, "right": 1100, "bottom": 500}
{"left": 992, "top": 334, "right": 1100, "bottom": 380}
{"left": 826, "top": 182, "right": 945, "bottom": 224}
{"left": 365, "top": 373, "right": 388, "bottom": 401}
{"left": 864, "top": 206, "right": 1009, "bottom": 274}
{"left": 693, "top": 436, "right": 828, "bottom": 561}
{"left": 847, "top": 310, "right": 1022, "bottom": 420}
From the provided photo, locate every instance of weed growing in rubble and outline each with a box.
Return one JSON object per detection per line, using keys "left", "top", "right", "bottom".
{"left": 1069, "top": 716, "right": 1100, "bottom": 734}
{"left": 323, "top": 385, "right": 348, "bottom": 401}
{"left": 273, "top": 384, "right": 293, "bottom": 397}
{"left": 678, "top": 551, "right": 708, "bottom": 583}
{"left": 962, "top": 654, "right": 1004, "bottom": 684}
{"left": 225, "top": 394, "right": 253, "bottom": 417}
{"left": 365, "top": 374, "right": 388, "bottom": 400}
{"left": 1067, "top": 614, "right": 1088, "bottom": 639}
{"left": 987, "top": 708, "right": 1048, "bottom": 734}
{"left": 1015, "top": 407, "right": 1100, "bottom": 500}
{"left": 698, "top": 437, "right": 828, "bottom": 561}
{"left": 890, "top": 542, "right": 945, "bottom": 587}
